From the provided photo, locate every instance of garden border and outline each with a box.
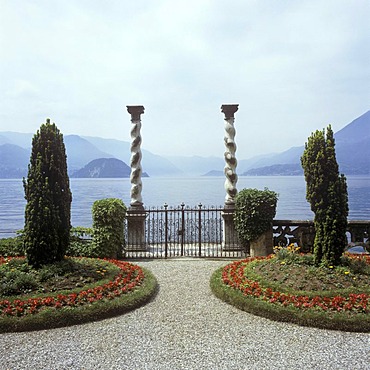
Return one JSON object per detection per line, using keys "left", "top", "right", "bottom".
{"left": 0, "top": 260, "right": 158, "bottom": 333}
{"left": 210, "top": 258, "right": 370, "bottom": 332}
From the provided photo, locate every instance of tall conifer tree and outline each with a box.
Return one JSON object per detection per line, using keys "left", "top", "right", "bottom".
{"left": 301, "top": 125, "right": 348, "bottom": 266}
{"left": 23, "top": 119, "right": 72, "bottom": 267}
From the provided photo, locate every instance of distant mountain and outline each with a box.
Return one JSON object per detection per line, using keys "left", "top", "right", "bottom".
{"left": 166, "top": 155, "right": 225, "bottom": 176}
{"left": 238, "top": 147, "right": 304, "bottom": 174}
{"left": 239, "top": 110, "right": 370, "bottom": 176}
{"left": 335, "top": 111, "right": 370, "bottom": 144}
{"left": 71, "top": 158, "right": 133, "bottom": 178}
{"left": 237, "top": 153, "right": 278, "bottom": 173}
{"left": 64, "top": 135, "right": 114, "bottom": 173}
{"left": 0, "top": 144, "right": 29, "bottom": 178}
{"left": 0, "top": 135, "right": 12, "bottom": 146}
{"left": 203, "top": 170, "right": 224, "bottom": 176}
{"left": 0, "top": 132, "right": 33, "bottom": 148}
{"left": 82, "top": 136, "right": 182, "bottom": 176}
{"left": 0, "top": 132, "right": 181, "bottom": 178}
{"left": 333, "top": 111, "right": 370, "bottom": 175}
{"left": 0, "top": 143, "right": 29, "bottom": 168}
{"left": 0, "top": 110, "right": 369, "bottom": 178}
{"left": 243, "top": 164, "right": 303, "bottom": 176}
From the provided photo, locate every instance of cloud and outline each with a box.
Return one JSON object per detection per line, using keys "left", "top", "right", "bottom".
{"left": 6, "top": 80, "right": 40, "bottom": 99}
{"left": 0, "top": 0, "right": 369, "bottom": 159}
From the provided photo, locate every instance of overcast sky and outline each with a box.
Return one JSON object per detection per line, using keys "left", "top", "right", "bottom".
{"left": 0, "top": 0, "right": 369, "bottom": 160}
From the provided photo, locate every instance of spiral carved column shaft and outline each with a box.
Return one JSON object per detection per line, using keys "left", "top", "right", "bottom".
{"left": 127, "top": 105, "right": 145, "bottom": 209}
{"left": 221, "top": 104, "right": 240, "bottom": 250}
{"left": 221, "top": 104, "right": 239, "bottom": 208}
{"left": 126, "top": 105, "right": 147, "bottom": 251}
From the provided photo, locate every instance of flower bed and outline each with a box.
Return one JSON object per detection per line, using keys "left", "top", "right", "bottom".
{"left": 0, "top": 257, "right": 144, "bottom": 318}
{"left": 211, "top": 253, "right": 370, "bottom": 332}
{"left": 221, "top": 256, "right": 369, "bottom": 314}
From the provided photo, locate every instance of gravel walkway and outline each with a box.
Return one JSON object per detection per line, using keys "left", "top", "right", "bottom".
{"left": 1, "top": 259, "right": 369, "bottom": 370}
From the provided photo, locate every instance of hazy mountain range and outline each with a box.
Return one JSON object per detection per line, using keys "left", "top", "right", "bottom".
{"left": 0, "top": 132, "right": 181, "bottom": 178}
{"left": 0, "top": 110, "right": 369, "bottom": 178}
{"left": 240, "top": 110, "right": 370, "bottom": 176}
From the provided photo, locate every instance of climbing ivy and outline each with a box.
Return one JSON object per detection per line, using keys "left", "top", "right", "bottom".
{"left": 234, "top": 188, "right": 278, "bottom": 247}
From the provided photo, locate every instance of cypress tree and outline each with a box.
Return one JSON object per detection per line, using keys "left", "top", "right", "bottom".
{"left": 23, "top": 119, "right": 72, "bottom": 267}
{"left": 301, "top": 125, "right": 348, "bottom": 266}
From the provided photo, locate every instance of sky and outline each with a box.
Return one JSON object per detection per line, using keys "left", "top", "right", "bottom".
{"left": 0, "top": 0, "right": 369, "bottom": 160}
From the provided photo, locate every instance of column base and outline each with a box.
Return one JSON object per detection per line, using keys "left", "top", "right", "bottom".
{"left": 126, "top": 208, "right": 148, "bottom": 251}
{"left": 250, "top": 230, "right": 273, "bottom": 257}
{"left": 221, "top": 208, "right": 242, "bottom": 251}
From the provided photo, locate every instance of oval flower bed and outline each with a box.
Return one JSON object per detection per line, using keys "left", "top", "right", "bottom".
{"left": 0, "top": 256, "right": 157, "bottom": 332}
{"left": 211, "top": 254, "right": 370, "bottom": 332}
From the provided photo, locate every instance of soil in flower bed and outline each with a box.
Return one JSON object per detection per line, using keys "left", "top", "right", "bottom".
{"left": 245, "top": 254, "right": 370, "bottom": 296}
{"left": 252, "top": 258, "right": 370, "bottom": 294}
{"left": 0, "top": 257, "right": 120, "bottom": 297}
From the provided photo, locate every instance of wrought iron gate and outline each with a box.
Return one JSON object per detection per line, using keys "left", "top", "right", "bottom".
{"left": 124, "top": 203, "right": 243, "bottom": 259}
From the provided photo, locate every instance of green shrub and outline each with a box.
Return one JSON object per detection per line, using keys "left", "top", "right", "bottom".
{"left": 234, "top": 188, "right": 278, "bottom": 247}
{"left": 0, "top": 270, "right": 39, "bottom": 296}
{"left": 301, "top": 125, "right": 348, "bottom": 266}
{"left": 23, "top": 119, "right": 72, "bottom": 267}
{"left": 66, "top": 227, "right": 94, "bottom": 257}
{"left": 0, "top": 228, "right": 96, "bottom": 258}
{"left": 0, "top": 234, "right": 24, "bottom": 257}
{"left": 340, "top": 255, "right": 369, "bottom": 275}
{"left": 91, "top": 198, "right": 127, "bottom": 258}
{"left": 274, "top": 243, "right": 301, "bottom": 263}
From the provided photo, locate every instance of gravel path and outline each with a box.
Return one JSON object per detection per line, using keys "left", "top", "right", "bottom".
{"left": 1, "top": 259, "right": 370, "bottom": 370}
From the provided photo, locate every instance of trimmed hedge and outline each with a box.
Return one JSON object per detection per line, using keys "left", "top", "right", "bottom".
{"left": 234, "top": 188, "right": 278, "bottom": 246}
{"left": 91, "top": 198, "right": 127, "bottom": 259}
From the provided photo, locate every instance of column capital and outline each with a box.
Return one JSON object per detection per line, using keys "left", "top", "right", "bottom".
{"left": 221, "top": 104, "right": 239, "bottom": 119}
{"left": 127, "top": 105, "right": 145, "bottom": 121}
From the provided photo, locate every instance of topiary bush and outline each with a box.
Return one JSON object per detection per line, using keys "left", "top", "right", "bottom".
{"left": 91, "top": 198, "right": 127, "bottom": 259}
{"left": 23, "top": 119, "right": 72, "bottom": 267}
{"left": 301, "top": 125, "right": 348, "bottom": 266}
{"left": 234, "top": 188, "right": 278, "bottom": 248}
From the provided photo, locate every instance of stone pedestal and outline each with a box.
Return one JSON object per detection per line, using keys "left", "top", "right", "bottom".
{"left": 126, "top": 105, "right": 147, "bottom": 251}
{"left": 221, "top": 104, "right": 241, "bottom": 252}
{"left": 222, "top": 208, "right": 241, "bottom": 251}
{"left": 250, "top": 230, "right": 274, "bottom": 257}
{"left": 126, "top": 207, "right": 147, "bottom": 251}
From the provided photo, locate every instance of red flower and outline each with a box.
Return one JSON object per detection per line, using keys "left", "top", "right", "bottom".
{"left": 0, "top": 258, "right": 145, "bottom": 317}
{"left": 221, "top": 256, "right": 369, "bottom": 314}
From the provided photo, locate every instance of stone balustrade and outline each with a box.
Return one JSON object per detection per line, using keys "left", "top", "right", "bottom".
{"left": 273, "top": 220, "right": 370, "bottom": 252}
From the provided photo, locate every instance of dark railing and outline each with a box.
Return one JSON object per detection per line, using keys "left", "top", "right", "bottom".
{"left": 124, "top": 204, "right": 242, "bottom": 259}
{"left": 1, "top": 208, "right": 369, "bottom": 259}
{"left": 123, "top": 205, "right": 369, "bottom": 259}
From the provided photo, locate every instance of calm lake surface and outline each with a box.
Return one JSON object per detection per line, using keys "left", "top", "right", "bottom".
{"left": 0, "top": 176, "right": 369, "bottom": 235}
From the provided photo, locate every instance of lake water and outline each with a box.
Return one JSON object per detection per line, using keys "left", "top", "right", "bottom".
{"left": 0, "top": 176, "right": 369, "bottom": 235}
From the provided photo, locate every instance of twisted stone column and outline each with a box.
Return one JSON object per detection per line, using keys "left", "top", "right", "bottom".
{"left": 126, "top": 105, "right": 146, "bottom": 251}
{"left": 221, "top": 104, "right": 239, "bottom": 208}
{"left": 221, "top": 104, "right": 240, "bottom": 251}
{"left": 127, "top": 105, "right": 145, "bottom": 209}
